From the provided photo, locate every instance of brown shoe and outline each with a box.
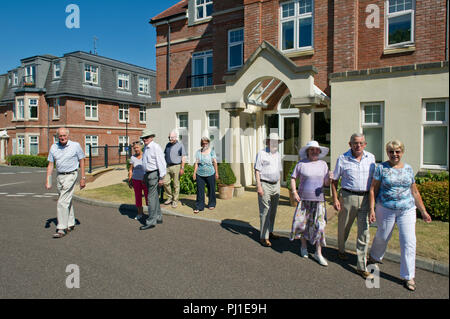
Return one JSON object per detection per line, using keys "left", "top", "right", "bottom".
{"left": 338, "top": 252, "right": 348, "bottom": 260}
{"left": 260, "top": 239, "right": 272, "bottom": 247}
{"left": 356, "top": 270, "right": 375, "bottom": 280}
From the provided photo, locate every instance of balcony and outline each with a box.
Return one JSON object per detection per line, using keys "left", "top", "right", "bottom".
{"left": 187, "top": 73, "right": 213, "bottom": 88}
{"left": 22, "top": 75, "right": 36, "bottom": 87}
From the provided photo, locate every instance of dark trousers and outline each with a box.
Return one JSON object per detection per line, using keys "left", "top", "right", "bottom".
{"left": 195, "top": 174, "right": 216, "bottom": 211}
{"left": 144, "top": 170, "right": 162, "bottom": 226}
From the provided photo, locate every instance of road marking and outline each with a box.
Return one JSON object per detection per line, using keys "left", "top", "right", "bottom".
{"left": 6, "top": 194, "right": 25, "bottom": 197}
{"left": 17, "top": 193, "right": 35, "bottom": 195}
{"left": 0, "top": 173, "right": 15, "bottom": 175}
{"left": 44, "top": 193, "right": 59, "bottom": 196}
{"left": 0, "top": 182, "right": 27, "bottom": 187}
{"left": 33, "top": 195, "right": 52, "bottom": 198}
{"left": 0, "top": 192, "right": 8, "bottom": 195}
{"left": 18, "top": 172, "right": 33, "bottom": 174}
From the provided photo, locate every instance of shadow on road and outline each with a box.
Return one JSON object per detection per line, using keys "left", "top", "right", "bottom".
{"left": 44, "top": 218, "right": 80, "bottom": 228}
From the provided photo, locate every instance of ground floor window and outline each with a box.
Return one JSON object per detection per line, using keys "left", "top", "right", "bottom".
{"left": 85, "top": 135, "right": 98, "bottom": 156}
{"left": 119, "top": 136, "right": 129, "bottom": 155}
{"left": 422, "top": 99, "right": 448, "bottom": 168}
{"left": 361, "top": 102, "right": 384, "bottom": 162}
{"left": 29, "top": 136, "right": 39, "bottom": 155}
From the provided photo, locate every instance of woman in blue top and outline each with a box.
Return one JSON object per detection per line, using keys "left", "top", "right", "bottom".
{"left": 193, "top": 136, "right": 219, "bottom": 213}
{"left": 368, "top": 140, "right": 431, "bottom": 292}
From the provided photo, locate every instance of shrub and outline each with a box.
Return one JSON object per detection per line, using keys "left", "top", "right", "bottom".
{"left": 9, "top": 155, "right": 49, "bottom": 167}
{"left": 179, "top": 164, "right": 197, "bottom": 195}
{"left": 417, "top": 181, "right": 449, "bottom": 222}
{"left": 217, "top": 162, "right": 236, "bottom": 186}
{"left": 415, "top": 171, "right": 449, "bottom": 185}
{"left": 286, "top": 161, "right": 299, "bottom": 191}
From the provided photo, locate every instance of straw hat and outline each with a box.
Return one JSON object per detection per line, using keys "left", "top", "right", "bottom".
{"left": 140, "top": 128, "right": 156, "bottom": 139}
{"left": 299, "top": 141, "right": 329, "bottom": 159}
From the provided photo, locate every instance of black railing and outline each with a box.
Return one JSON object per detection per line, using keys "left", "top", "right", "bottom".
{"left": 88, "top": 144, "right": 131, "bottom": 173}
{"left": 186, "top": 73, "right": 213, "bottom": 88}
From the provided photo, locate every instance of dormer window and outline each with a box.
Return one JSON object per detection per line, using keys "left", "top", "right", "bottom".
{"left": 196, "top": 0, "right": 213, "bottom": 21}
{"left": 54, "top": 62, "right": 61, "bottom": 79}
{"left": 117, "top": 72, "right": 130, "bottom": 90}
{"left": 84, "top": 64, "right": 98, "bottom": 84}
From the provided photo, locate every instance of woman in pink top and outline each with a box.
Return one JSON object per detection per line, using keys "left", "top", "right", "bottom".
{"left": 290, "top": 141, "right": 332, "bottom": 266}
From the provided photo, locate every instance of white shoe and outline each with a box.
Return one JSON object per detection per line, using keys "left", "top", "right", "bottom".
{"left": 300, "top": 247, "right": 309, "bottom": 258}
{"left": 313, "top": 253, "right": 328, "bottom": 267}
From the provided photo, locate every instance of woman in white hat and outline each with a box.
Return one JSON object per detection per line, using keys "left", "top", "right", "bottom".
{"left": 290, "top": 141, "right": 331, "bottom": 266}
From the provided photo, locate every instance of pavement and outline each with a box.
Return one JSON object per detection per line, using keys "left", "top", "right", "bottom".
{"left": 74, "top": 166, "right": 449, "bottom": 277}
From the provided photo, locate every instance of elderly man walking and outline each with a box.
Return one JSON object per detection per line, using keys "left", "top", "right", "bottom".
{"left": 140, "top": 129, "right": 167, "bottom": 230}
{"left": 254, "top": 132, "right": 283, "bottom": 247}
{"left": 331, "top": 133, "right": 376, "bottom": 279}
{"left": 46, "top": 127, "right": 86, "bottom": 238}
{"left": 163, "top": 130, "right": 187, "bottom": 208}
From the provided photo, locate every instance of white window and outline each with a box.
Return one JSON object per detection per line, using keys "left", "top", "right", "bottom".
{"left": 8, "top": 74, "right": 11, "bottom": 86}
{"left": 177, "top": 113, "right": 189, "bottom": 159}
{"left": 385, "top": 0, "right": 415, "bottom": 47}
{"left": 195, "top": 0, "right": 213, "bottom": 21}
{"left": 192, "top": 50, "right": 213, "bottom": 87}
{"left": 228, "top": 28, "right": 244, "bottom": 70}
{"left": 85, "top": 135, "right": 99, "bottom": 156}
{"left": 177, "top": 113, "right": 189, "bottom": 129}
{"left": 280, "top": 0, "right": 314, "bottom": 52}
{"left": 84, "top": 64, "right": 98, "bottom": 84}
{"left": 29, "top": 98, "right": 38, "bottom": 119}
{"left": 24, "top": 65, "right": 36, "bottom": 85}
{"left": 139, "top": 105, "right": 147, "bottom": 123}
{"left": 117, "top": 72, "right": 130, "bottom": 90}
{"left": 13, "top": 71, "right": 18, "bottom": 86}
{"left": 119, "top": 104, "right": 129, "bottom": 122}
{"left": 53, "top": 98, "right": 60, "bottom": 119}
{"left": 16, "top": 99, "right": 25, "bottom": 120}
{"left": 29, "top": 136, "right": 39, "bottom": 155}
{"left": 54, "top": 62, "right": 61, "bottom": 78}
{"left": 422, "top": 99, "right": 448, "bottom": 168}
{"left": 361, "top": 103, "right": 384, "bottom": 162}
{"left": 138, "top": 77, "right": 149, "bottom": 94}
{"left": 119, "top": 136, "right": 129, "bottom": 155}
{"left": 207, "top": 111, "right": 221, "bottom": 160}
{"left": 85, "top": 100, "right": 98, "bottom": 120}
{"left": 17, "top": 136, "right": 25, "bottom": 155}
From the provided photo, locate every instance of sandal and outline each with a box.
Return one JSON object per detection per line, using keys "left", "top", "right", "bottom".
{"left": 193, "top": 210, "right": 199, "bottom": 214}
{"left": 404, "top": 279, "right": 416, "bottom": 291}
{"left": 53, "top": 229, "right": 67, "bottom": 239}
{"left": 66, "top": 226, "right": 75, "bottom": 232}
{"left": 260, "top": 239, "right": 272, "bottom": 247}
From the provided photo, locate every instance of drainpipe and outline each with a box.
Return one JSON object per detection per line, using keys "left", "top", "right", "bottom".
{"left": 166, "top": 21, "right": 171, "bottom": 91}
{"left": 446, "top": 2, "right": 449, "bottom": 61}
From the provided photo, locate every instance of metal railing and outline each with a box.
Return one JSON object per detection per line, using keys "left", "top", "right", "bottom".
{"left": 186, "top": 73, "right": 213, "bottom": 88}
{"left": 88, "top": 144, "right": 131, "bottom": 173}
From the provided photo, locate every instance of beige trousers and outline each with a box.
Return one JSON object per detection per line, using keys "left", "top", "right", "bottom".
{"left": 56, "top": 172, "right": 78, "bottom": 230}
{"left": 163, "top": 164, "right": 181, "bottom": 202}
{"left": 338, "top": 190, "right": 370, "bottom": 271}
{"left": 258, "top": 181, "right": 280, "bottom": 240}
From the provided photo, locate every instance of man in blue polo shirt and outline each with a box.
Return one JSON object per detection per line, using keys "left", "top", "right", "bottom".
{"left": 163, "top": 130, "right": 187, "bottom": 208}
{"left": 46, "top": 127, "right": 86, "bottom": 238}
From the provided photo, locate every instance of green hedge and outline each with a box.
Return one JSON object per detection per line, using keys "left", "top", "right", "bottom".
{"left": 217, "top": 162, "right": 236, "bottom": 186}
{"left": 8, "top": 155, "right": 49, "bottom": 167}
{"left": 415, "top": 171, "right": 449, "bottom": 185}
{"left": 179, "top": 164, "right": 197, "bottom": 195}
{"left": 417, "top": 180, "right": 449, "bottom": 222}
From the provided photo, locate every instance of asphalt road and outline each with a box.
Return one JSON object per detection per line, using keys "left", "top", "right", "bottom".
{"left": 0, "top": 166, "right": 448, "bottom": 302}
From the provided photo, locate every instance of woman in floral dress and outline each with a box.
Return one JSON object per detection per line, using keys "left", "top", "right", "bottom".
{"left": 290, "top": 141, "right": 332, "bottom": 266}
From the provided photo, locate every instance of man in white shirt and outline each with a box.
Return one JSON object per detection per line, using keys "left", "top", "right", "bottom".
{"left": 254, "top": 132, "right": 283, "bottom": 247}
{"left": 140, "top": 129, "right": 167, "bottom": 230}
{"left": 46, "top": 127, "right": 86, "bottom": 238}
{"left": 331, "top": 133, "right": 376, "bottom": 279}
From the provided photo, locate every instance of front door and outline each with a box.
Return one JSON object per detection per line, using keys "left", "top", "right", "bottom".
{"left": 280, "top": 115, "right": 299, "bottom": 184}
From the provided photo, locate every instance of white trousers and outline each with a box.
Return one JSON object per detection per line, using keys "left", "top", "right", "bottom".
{"left": 56, "top": 172, "right": 78, "bottom": 230}
{"left": 370, "top": 204, "right": 417, "bottom": 280}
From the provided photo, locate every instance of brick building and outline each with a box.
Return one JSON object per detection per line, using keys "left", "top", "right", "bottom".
{"left": 0, "top": 51, "right": 156, "bottom": 165}
{"left": 148, "top": 0, "right": 448, "bottom": 189}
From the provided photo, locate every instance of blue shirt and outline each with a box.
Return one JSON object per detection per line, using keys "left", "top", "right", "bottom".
{"left": 195, "top": 149, "right": 216, "bottom": 177}
{"left": 373, "top": 162, "right": 416, "bottom": 211}
{"left": 333, "top": 150, "right": 376, "bottom": 192}
{"left": 130, "top": 155, "right": 145, "bottom": 181}
{"left": 48, "top": 140, "right": 85, "bottom": 173}
{"left": 164, "top": 141, "right": 187, "bottom": 165}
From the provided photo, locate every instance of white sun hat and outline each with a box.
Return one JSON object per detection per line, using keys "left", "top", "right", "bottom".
{"left": 299, "top": 141, "right": 329, "bottom": 160}
{"left": 264, "top": 132, "right": 284, "bottom": 143}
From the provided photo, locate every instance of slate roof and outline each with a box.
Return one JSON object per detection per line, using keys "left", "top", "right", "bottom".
{"left": 0, "top": 52, "right": 156, "bottom": 106}
{"left": 150, "top": 0, "right": 187, "bottom": 23}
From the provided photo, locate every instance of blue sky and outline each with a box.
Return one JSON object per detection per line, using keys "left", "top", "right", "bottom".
{"left": 0, "top": 0, "right": 181, "bottom": 74}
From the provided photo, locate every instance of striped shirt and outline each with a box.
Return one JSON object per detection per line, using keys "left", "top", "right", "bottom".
{"left": 142, "top": 141, "right": 167, "bottom": 178}
{"left": 332, "top": 149, "right": 376, "bottom": 192}
{"left": 47, "top": 140, "right": 85, "bottom": 173}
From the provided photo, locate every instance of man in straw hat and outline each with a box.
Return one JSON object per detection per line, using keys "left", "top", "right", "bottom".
{"left": 254, "top": 132, "right": 283, "bottom": 247}
{"left": 139, "top": 128, "right": 167, "bottom": 230}
{"left": 331, "top": 133, "right": 376, "bottom": 279}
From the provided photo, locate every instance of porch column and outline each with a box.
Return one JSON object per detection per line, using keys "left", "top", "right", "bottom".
{"left": 222, "top": 102, "right": 245, "bottom": 197}
{"left": 297, "top": 106, "right": 312, "bottom": 148}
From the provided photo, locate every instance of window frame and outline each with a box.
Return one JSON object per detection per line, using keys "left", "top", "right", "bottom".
{"left": 279, "top": 0, "right": 314, "bottom": 53}
{"left": 53, "top": 98, "right": 61, "bottom": 120}
{"left": 191, "top": 50, "right": 213, "bottom": 88}
{"left": 118, "top": 136, "right": 129, "bottom": 155}
{"left": 138, "top": 76, "right": 150, "bottom": 95}
{"left": 139, "top": 105, "right": 147, "bottom": 123}
{"left": 54, "top": 62, "right": 61, "bottom": 79}
{"left": 195, "top": 0, "right": 213, "bottom": 22}
{"left": 385, "top": 0, "right": 415, "bottom": 48}
{"left": 29, "top": 135, "right": 39, "bottom": 156}
{"left": 228, "top": 28, "right": 244, "bottom": 70}
{"left": 13, "top": 71, "right": 18, "bottom": 86}
{"left": 85, "top": 100, "right": 98, "bottom": 121}
{"left": 17, "top": 135, "right": 25, "bottom": 155}
{"left": 85, "top": 135, "right": 99, "bottom": 156}
{"left": 117, "top": 72, "right": 130, "bottom": 91}
{"left": 118, "top": 104, "right": 130, "bottom": 122}
{"left": 361, "top": 102, "right": 384, "bottom": 162}
{"left": 24, "top": 64, "right": 36, "bottom": 85}
{"left": 28, "top": 98, "right": 38, "bottom": 120}
{"left": 421, "top": 99, "right": 449, "bottom": 169}
{"left": 84, "top": 64, "right": 99, "bottom": 85}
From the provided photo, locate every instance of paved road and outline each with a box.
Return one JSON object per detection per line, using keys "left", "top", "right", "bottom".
{"left": 0, "top": 166, "right": 448, "bottom": 301}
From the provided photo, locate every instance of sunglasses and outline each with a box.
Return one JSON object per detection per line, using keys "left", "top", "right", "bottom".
{"left": 388, "top": 150, "right": 402, "bottom": 154}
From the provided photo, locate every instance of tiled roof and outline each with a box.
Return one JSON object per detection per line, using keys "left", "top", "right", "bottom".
{"left": 150, "top": 0, "right": 187, "bottom": 23}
